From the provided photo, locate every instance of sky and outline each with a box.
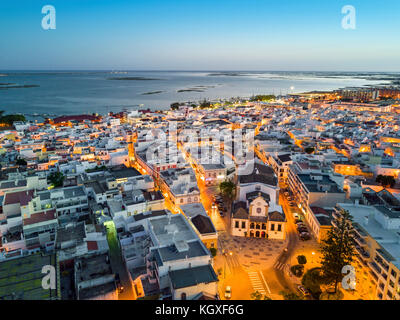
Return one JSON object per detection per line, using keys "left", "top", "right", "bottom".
{"left": 1, "top": 0, "right": 400, "bottom": 71}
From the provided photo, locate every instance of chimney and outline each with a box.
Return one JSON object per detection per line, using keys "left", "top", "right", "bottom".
{"left": 363, "top": 215, "right": 369, "bottom": 227}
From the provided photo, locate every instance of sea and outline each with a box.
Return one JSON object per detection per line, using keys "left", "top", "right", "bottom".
{"left": 0, "top": 70, "right": 396, "bottom": 120}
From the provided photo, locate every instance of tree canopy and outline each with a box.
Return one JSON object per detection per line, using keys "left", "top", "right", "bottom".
{"left": 297, "top": 255, "right": 307, "bottom": 265}
{"left": 320, "top": 209, "right": 355, "bottom": 293}
{"left": 219, "top": 180, "right": 236, "bottom": 200}
{"left": 304, "top": 147, "right": 315, "bottom": 154}
{"left": 48, "top": 171, "right": 65, "bottom": 188}
{"left": 376, "top": 174, "right": 396, "bottom": 188}
{"left": 16, "top": 158, "right": 27, "bottom": 166}
{"left": 249, "top": 95, "right": 276, "bottom": 102}
{"left": 0, "top": 111, "right": 26, "bottom": 126}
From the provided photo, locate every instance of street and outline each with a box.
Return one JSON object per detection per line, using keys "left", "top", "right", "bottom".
{"left": 105, "top": 221, "right": 136, "bottom": 300}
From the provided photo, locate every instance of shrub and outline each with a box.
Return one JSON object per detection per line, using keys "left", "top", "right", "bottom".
{"left": 297, "top": 255, "right": 307, "bottom": 265}
{"left": 290, "top": 264, "right": 304, "bottom": 277}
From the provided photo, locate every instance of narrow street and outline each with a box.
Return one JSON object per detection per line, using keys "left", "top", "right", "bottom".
{"left": 104, "top": 221, "right": 136, "bottom": 300}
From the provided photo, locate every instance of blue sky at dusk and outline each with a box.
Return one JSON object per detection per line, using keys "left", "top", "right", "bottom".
{"left": 1, "top": 0, "right": 399, "bottom": 71}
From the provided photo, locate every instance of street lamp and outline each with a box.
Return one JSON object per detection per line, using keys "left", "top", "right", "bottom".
{"left": 311, "top": 251, "right": 315, "bottom": 264}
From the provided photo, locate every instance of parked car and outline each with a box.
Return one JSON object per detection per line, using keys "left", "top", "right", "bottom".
{"left": 297, "top": 285, "right": 309, "bottom": 296}
{"left": 224, "top": 286, "right": 232, "bottom": 299}
{"left": 300, "top": 232, "right": 311, "bottom": 240}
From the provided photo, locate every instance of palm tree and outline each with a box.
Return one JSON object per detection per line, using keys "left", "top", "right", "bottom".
{"left": 219, "top": 179, "right": 236, "bottom": 214}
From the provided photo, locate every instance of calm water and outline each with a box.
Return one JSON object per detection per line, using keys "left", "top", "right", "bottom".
{"left": 0, "top": 71, "right": 391, "bottom": 119}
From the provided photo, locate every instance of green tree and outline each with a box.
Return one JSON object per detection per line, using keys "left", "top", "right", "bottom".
{"left": 305, "top": 147, "right": 315, "bottom": 154}
{"left": 320, "top": 209, "right": 355, "bottom": 293}
{"left": 376, "top": 174, "right": 396, "bottom": 188}
{"left": 219, "top": 179, "right": 236, "bottom": 214}
{"left": 250, "top": 291, "right": 263, "bottom": 300}
{"left": 0, "top": 113, "right": 26, "bottom": 126}
{"left": 209, "top": 247, "right": 217, "bottom": 257}
{"left": 297, "top": 255, "right": 307, "bottom": 265}
{"left": 290, "top": 264, "right": 304, "bottom": 277}
{"left": 48, "top": 171, "right": 65, "bottom": 188}
{"left": 280, "top": 291, "right": 303, "bottom": 300}
{"left": 302, "top": 267, "right": 325, "bottom": 299}
{"left": 199, "top": 99, "right": 211, "bottom": 109}
{"left": 170, "top": 102, "right": 182, "bottom": 110}
{"left": 249, "top": 95, "right": 276, "bottom": 102}
{"left": 16, "top": 158, "right": 27, "bottom": 166}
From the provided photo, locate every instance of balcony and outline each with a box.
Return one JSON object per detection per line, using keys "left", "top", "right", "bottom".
{"left": 354, "top": 236, "right": 366, "bottom": 247}
{"left": 370, "top": 261, "right": 382, "bottom": 275}
{"left": 355, "top": 245, "right": 370, "bottom": 259}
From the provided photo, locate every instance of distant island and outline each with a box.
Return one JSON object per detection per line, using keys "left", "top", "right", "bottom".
{"left": 0, "top": 84, "right": 39, "bottom": 90}
{"left": 177, "top": 88, "right": 205, "bottom": 93}
{"left": 142, "top": 91, "right": 164, "bottom": 95}
{"left": 107, "top": 77, "right": 161, "bottom": 81}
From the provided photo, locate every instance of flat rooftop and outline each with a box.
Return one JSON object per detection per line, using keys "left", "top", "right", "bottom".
{"left": 149, "top": 214, "right": 198, "bottom": 245}
{"left": 0, "top": 253, "right": 58, "bottom": 300}
{"left": 337, "top": 203, "right": 400, "bottom": 269}
{"left": 156, "top": 240, "right": 210, "bottom": 263}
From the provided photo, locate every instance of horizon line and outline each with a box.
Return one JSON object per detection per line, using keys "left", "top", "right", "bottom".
{"left": 1, "top": 69, "right": 400, "bottom": 73}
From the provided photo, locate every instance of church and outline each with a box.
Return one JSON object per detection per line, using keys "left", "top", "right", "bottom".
{"left": 231, "top": 161, "right": 286, "bottom": 240}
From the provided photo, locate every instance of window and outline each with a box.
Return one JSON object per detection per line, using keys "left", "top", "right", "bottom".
{"left": 278, "top": 224, "right": 282, "bottom": 232}
{"left": 256, "top": 208, "right": 262, "bottom": 214}
{"left": 271, "top": 224, "right": 275, "bottom": 231}
{"left": 181, "top": 293, "right": 187, "bottom": 300}
{"left": 262, "top": 223, "right": 266, "bottom": 230}
{"left": 242, "top": 221, "right": 246, "bottom": 229}
{"left": 391, "top": 269, "right": 397, "bottom": 278}
{"left": 180, "top": 199, "right": 184, "bottom": 203}
{"left": 235, "top": 221, "right": 239, "bottom": 228}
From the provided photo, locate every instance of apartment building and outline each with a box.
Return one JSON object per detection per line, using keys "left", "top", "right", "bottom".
{"left": 334, "top": 203, "right": 400, "bottom": 300}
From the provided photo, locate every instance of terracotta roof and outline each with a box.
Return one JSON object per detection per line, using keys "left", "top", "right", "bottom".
{"left": 4, "top": 190, "right": 34, "bottom": 206}
{"left": 268, "top": 211, "right": 285, "bottom": 222}
{"left": 87, "top": 241, "right": 98, "bottom": 251}
{"left": 52, "top": 115, "right": 100, "bottom": 124}
{"left": 23, "top": 209, "right": 56, "bottom": 226}
{"left": 233, "top": 207, "right": 249, "bottom": 220}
